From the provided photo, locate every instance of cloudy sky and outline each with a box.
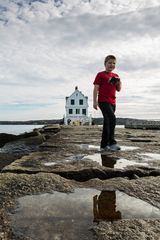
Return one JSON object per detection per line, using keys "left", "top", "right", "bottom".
{"left": 0, "top": 0, "right": 160, "bottom": 121}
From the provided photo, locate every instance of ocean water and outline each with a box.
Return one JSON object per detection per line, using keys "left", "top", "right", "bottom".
{"left": 0, "top": 125, "right": 124, "bottom": 135}
{"left": 0, "top": 125, "right": 44, "bottom": 135}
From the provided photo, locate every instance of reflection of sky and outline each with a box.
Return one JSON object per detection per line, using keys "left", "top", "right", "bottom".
{"left": 13, "top": 189, "right": 160, "bottom": 220}
{"left": 10, "top": 188, "right": 160, "bottom": 239}
{"left": 1, "top": 1, "right": 160, "bottom": 120}
{"left": 84, "top": 153, "right": 147, "bottom": 169}
{"left": 139, "top": 153, "right": 160, "bottom": 161}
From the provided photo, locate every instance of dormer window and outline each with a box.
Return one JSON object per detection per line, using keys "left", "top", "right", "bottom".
{"left": 71, "top": 99, "right": 75, "bottom": 105}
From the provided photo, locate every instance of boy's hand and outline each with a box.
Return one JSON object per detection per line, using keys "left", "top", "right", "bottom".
{"left": 93, "top": 102, "right": 98, "bottom": 110}
{"left": 109, "top": 76, "right": 120, "bottom": 85}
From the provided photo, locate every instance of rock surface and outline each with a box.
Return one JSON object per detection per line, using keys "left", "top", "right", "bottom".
{"left": 0, "top": 125, "right": 160, "bottom": 239}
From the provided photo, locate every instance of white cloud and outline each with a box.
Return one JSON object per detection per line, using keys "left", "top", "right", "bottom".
{"left": 0, "top": 0, "right": 160, "bottom": 120}
{"left": 1, "top": 0, "right": 160, "bottom": 23}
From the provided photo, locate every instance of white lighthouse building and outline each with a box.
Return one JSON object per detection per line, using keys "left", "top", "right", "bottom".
{"left": 64, "top": 86, "right": 90, "bottom": 125}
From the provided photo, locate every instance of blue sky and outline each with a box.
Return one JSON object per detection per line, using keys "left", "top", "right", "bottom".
{"left": 0, "top": 0, "right": 160, "bottom": 120}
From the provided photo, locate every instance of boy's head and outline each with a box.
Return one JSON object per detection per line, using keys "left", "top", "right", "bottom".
{"left": 104, "top": 55, "right": 116, "bottom": 65}
{"left": 104, "top": 55, "right": 116, "bottom": 72}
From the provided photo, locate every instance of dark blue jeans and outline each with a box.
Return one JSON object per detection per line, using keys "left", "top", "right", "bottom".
{"left": 98, "top": 102, "right": 117, "bottom": 148}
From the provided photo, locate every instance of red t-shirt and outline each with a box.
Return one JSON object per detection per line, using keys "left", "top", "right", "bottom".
{"left": 93, "top": 71, "right": 120, "bottom": 105}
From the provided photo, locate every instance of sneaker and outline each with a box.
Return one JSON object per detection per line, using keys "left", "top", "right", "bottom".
{"left": 109, "top": 144, "right": 121, "bottom": 151}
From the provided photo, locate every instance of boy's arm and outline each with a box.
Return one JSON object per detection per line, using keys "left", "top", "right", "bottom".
{"left": 93, "top": 84, "right": 99, "bottom": 110}
{"left": 116, "top": 80, "right": 122, "bottom": 92}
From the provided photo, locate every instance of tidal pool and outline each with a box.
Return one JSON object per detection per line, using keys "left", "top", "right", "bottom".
{"left": 79, "top": 144, "right": 139, "bottom": 152}
{"left": 83, "top": 153, "right": 148, "bottom": 169}
{"left": 43, "top": 154, "right": 86, "bottom": 166}
{"left": 43, "top": 153, "right": 148, "bottom": 170}
{"left": 10, "top": 189, "right": 160, "bottom": 240}
{"left": 79, "top": 144, "right": 100, "bottom": 150}
{"left": 138, "top": 153, "right": 160, "bottom": 168}
{"left": 139, "top": 153, "right": 160, "bottom": 161}
{"left": 43, "top": 162, "right": 57, "bottom": 166}
{"left": 66, "top": 154, "right": 86, "bottom": 161}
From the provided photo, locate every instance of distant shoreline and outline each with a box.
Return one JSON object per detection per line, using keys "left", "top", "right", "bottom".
{"left": 0, "top": 119, "right": 64, "bottom": 125}
{"left": 0, "top": 117, "right": 159, "bottom": 125}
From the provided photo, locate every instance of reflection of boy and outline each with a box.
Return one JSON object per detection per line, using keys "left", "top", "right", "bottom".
{"left": 101, "top": 154, "right": 117, "bottom": 168}
{"left": 93, "top": 55, "right": 122, "bottom": 151}
{"left": 93, "top": 191, "right": 121, "bottom": 222}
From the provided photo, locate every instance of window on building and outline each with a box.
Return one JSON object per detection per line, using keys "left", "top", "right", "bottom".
{"left": 76, "top": 109, "right": 80, "bottom": 114}
{"left": 69, "top": 109, "right": 73, "bottom": 114}
{"left": 71, "top": 99, "right": 75, "bottom": 105}
{"left": 79, "top": 99, "right": 83, "bottom": 105}
{"left": 82, "top": 109, "right": 86, "bottom": 115}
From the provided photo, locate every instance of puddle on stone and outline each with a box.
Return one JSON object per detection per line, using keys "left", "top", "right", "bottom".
{"left": 43, "top": 162, "right": 57, "bottom": 166}
{"left": 138, "top": 153, "right": 160, "bottom": 168}
{"left": 79, "top": 144, "right": 139, "bottom": 152}
{"left": 120, "top": 146, "right": 139, "bottom": 151}
{"left": 139, "top": 153, "right": 160, "bottom": 161}
{"left": 10, "top": 189, "right": 160, "bottom": 240}
{"left": 43, "top": 152, "right": 158, "bottom": 169}
{"left": 116, "top": 125, "right": 125, "bottom": 128}
{"left": 66, "top": 154, "right": 86, "bottom": 161}
{"left": 79, "top": 144, "right": 100, "bottom": 150}
{"left": 43, "top": 155, "right": 86, "bottom": 167}
{"left": 84, "top": 154, "right": 148, "bottom": 169}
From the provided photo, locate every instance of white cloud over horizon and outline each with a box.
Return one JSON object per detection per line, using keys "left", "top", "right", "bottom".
{"left": 0, "top": 0, "right": 160, "bottom": 120}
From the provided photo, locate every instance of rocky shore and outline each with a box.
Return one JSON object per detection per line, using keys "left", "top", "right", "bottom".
{"left": 0, "top": 125, "right": 160, "bottom": 239}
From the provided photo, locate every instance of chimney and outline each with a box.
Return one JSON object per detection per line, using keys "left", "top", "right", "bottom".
{"left": 75, "top": 86, "right": 78, "bottom": 90}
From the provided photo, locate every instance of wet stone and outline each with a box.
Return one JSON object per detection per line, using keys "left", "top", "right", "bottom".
{"left": 1, "top": 125, "right": 160, "bottom": 239}
{"left": 0, "top": 141, "right": 38, "bottom": 154}
{"left": 9, "top": 188, "right": 160, "bottom": 240}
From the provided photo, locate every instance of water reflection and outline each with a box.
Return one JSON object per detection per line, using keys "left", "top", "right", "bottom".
{"left": 94, "top": 154, "right": 148, "bottom": 169}
{"left": 10, "top": 189, "right": 160, "bottom": 239}
{"left": 101, "top": 155, "right": 117, "bottom": 168}
{"left": 93, "top": 191, "right": 121, "bottom": 222}
{"left": 93, "top": 190, "right": 160, "bottom": 222}
{"left": 85, "top": 154, "right": 148, "bottom": 169}
{"left": 139, "top": 153, "right": 160, "bottom": 161}
{"left": 78, "top": 144, "right": 139, "bottom": 152}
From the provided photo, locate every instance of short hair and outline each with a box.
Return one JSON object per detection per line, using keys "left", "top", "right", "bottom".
{"left": 104, "top": 55, "right": 116, "bottom": 65}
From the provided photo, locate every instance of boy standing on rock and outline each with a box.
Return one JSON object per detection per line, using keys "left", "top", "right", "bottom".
{"left": 93, "top": 55, "right": 122, "bottom": 151}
